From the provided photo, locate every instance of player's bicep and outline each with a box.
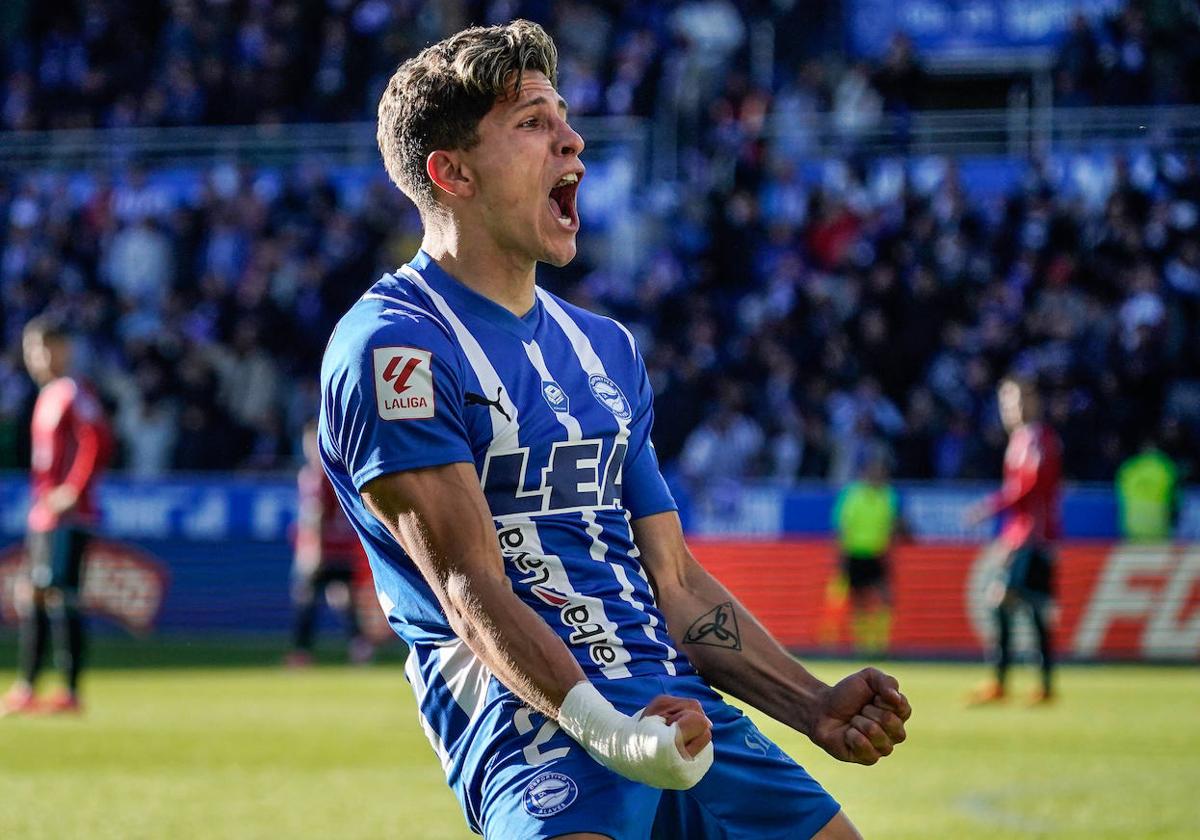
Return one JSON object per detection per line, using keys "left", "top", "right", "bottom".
{"left": 359, "top": 462, "right": 506, "bottom": 601}
{"left": 621, "top": 343, "right": 676, "bottom": 518}
{"left": 630, "top": 510, "right": 693, "bottom": 599}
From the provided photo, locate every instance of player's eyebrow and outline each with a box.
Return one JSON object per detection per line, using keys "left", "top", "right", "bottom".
{"left": 513, "top": 95, "right": 568, "bottom": 116}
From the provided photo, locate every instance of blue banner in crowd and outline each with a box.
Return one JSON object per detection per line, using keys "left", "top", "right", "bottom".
{"left": 0, "top": 473, "right": 298, "bottom": 542}
{"left": 0, "top": 475, "right": 301, "bottom": 633}
{"left": 1, "top": 473, "right": 1195, "bottom": 543}
{"left": 675, "top": 480, "right": 1200, "bottom": 541}
{"left": 847, "top": 0, "right": 1122, "bottom": 60}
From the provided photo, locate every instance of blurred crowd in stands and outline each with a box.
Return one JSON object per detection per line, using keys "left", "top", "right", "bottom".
{"left": 1053, "top": 5, "right": 1200, "bottom": 107}
{"left": 3, "top": 148, "right": 1198, "bottom": 487}
{"left": 5, "top": 0, "right": 1200, "bottom": 135}
{"left": 648, "top": 150, "right": 1200, "bottom": 497}
{"left": 0, "top": 161, "right": 419, "bottom": 474}
{"left": 0, "top": 0, "right": 776, "bottom": 130}
{"left": 1, "top": 0, "right": 1199, "bottom": 489}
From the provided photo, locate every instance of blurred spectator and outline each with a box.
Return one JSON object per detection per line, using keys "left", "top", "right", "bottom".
{"left": 832, "top": 62, "right": 882, "bottom": 142}
{"left": 872, "top": 34, "right": 924, "bottom": 115}
{"left": 102, "top": 215, "right": 172, "bottom": 312}
{"left": 680, "top": 381, "right": 764, "bottom": 506}
{"left": 768, "top": 60, "right": 828, "bottom": 161}
{"left": 208, "top": 319, "right": 280, "bottom": 431}
{"left": 669, "top": 0, "right": 747, "bottom": 133}
{"left": 1055, "top": 13, "right": 1101, "bottom": 105}
{"left": 680, "top": 385, "right": 763, "bottom": 479}
{"left": 115, "top": 392, "right": 177, "bottom": 478}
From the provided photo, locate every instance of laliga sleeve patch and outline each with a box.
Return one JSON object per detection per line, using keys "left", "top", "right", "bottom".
{"left": 373, "top": 347, "right": 435, "bottom": 420}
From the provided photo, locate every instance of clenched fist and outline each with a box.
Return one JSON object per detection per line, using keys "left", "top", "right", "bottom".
{"left": 807, "top": 667, "right": 911, "bottom": 766}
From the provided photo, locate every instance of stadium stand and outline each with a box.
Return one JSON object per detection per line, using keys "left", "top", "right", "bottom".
{"left": 4, "top": 1, "right": 1200, "bottom": 135}
{"left": 1, "top": 0, "right": 1199, "bottom": 488}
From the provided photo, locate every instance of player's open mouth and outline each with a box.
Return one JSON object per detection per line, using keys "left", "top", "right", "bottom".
{"left": 548, "top": 172, "right": 581, "bottom": 230}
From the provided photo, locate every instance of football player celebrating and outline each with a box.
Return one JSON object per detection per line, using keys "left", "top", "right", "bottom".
{"left": 320, "top": 20, "right": 909, "bottom": 838}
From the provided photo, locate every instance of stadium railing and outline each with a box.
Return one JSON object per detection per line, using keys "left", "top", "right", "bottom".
{"left": 2, "top": 107, "right": 1200, "bottom": 179}
{"left": 762, "top": 105, "right": 1200, "bottom": 158}
{"left": 0, "top": 117, "right": 652, "bottom": 173}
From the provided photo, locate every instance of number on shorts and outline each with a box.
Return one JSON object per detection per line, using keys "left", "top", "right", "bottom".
{"left": 513, "top": 707, "right": 571, "bottom": 766}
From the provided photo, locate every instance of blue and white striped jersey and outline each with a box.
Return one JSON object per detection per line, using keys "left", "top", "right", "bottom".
{"left": 319, "top": 251, "right": 692, "bottom": 769}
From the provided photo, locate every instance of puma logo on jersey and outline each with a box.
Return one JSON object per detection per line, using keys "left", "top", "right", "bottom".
{"left": 465, "top": 387, "right": 512, "bottom": 422}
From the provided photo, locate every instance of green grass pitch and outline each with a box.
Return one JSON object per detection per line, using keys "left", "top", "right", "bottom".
{"left": 1, "top": 639, "right": 1196, "bottom": 839}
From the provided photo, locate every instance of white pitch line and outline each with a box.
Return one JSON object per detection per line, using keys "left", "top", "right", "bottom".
{"left": 953, "top": 790, "right": 1058, "bottom": 835}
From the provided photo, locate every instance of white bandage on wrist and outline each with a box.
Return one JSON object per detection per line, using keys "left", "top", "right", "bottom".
{"left": 557, "top": 682, "right": 714, "bottom": 790}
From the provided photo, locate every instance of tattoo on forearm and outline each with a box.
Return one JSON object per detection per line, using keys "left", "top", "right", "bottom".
{"left": 683, "top": 601, "right": 742, "bottom": 651}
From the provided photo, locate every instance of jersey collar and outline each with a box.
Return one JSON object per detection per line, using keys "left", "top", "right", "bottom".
{"left": 408, "top": 250, "right": 542, "bottom": 341}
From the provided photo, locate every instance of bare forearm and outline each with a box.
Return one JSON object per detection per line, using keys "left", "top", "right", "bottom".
{"left": 442, "top": 568, "right": 588, "bottom": 718}
{"left": 362, "top": 465, "right": 586, "bottom": 721}
{"left": 635, "top": 514, "right": 911, "bottom": 768}
{"left": 632, "top": 512, "right": 827, "bottom": 733}
{"left": 664, "top": 561, "right": 827, "bottom": 735}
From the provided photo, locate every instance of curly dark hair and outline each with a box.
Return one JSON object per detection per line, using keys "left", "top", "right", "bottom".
{"left": 376, "top": 19, "right": 558, "bottom": 219}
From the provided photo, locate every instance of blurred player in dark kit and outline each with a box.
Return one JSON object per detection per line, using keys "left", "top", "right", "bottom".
{"left": 3, "top": 317, "right": 111, "bottom": 715}
{"left": 287, "top": 420, "right": 373, "bottom": 667}
{"left": 966, "top": 376, "right": 1062, "bottom": 705}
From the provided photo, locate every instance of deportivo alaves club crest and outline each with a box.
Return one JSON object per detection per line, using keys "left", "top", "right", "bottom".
{"left": 684, "top": 601, "right": 741, "bottom": 650}
{"left": 588, "top": 374, "right": 632, "bottom": 420}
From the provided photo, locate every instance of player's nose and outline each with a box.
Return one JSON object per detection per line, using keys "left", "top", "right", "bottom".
{"left": 556, "top": 118, "right": 584, "bottom": 158}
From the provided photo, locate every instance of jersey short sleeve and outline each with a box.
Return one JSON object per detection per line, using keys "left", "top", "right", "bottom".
{"left": 323, "top": 310, "right": 474, "bottom": 491}
{"left": 618, "top": 337, "right": 676, "bottom": 520}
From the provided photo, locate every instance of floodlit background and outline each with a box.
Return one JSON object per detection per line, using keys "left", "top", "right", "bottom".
{"left": 1, "top": 1, "right": 1198, "bottom": 838}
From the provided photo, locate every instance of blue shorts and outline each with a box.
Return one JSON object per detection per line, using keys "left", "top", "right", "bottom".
{"left": 456, "top": 674, "right": 840, "bottom": 839}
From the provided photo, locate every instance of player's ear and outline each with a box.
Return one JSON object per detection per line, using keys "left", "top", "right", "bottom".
{"left": 427, "top": 150, "right": 474, "bottom": 200}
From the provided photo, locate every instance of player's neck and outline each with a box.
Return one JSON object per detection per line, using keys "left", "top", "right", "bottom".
{"left": 1010, "top": 419, "right": 1036, "bottom": 436}
{"left": 35, "top": 371, "right": 65, "bottom": 388}
{"left": 421, "top": 228, "right": 537, "bottom": 318}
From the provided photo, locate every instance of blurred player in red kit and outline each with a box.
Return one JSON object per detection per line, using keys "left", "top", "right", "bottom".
{"left": 287, "top": 420, "right": 373, "bottom": 666}
{"left": 3, "top": 317, "right": 111, "bottom": 715}
{"left": 965, "top": 375, "right": 1062, "bottom": 705}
